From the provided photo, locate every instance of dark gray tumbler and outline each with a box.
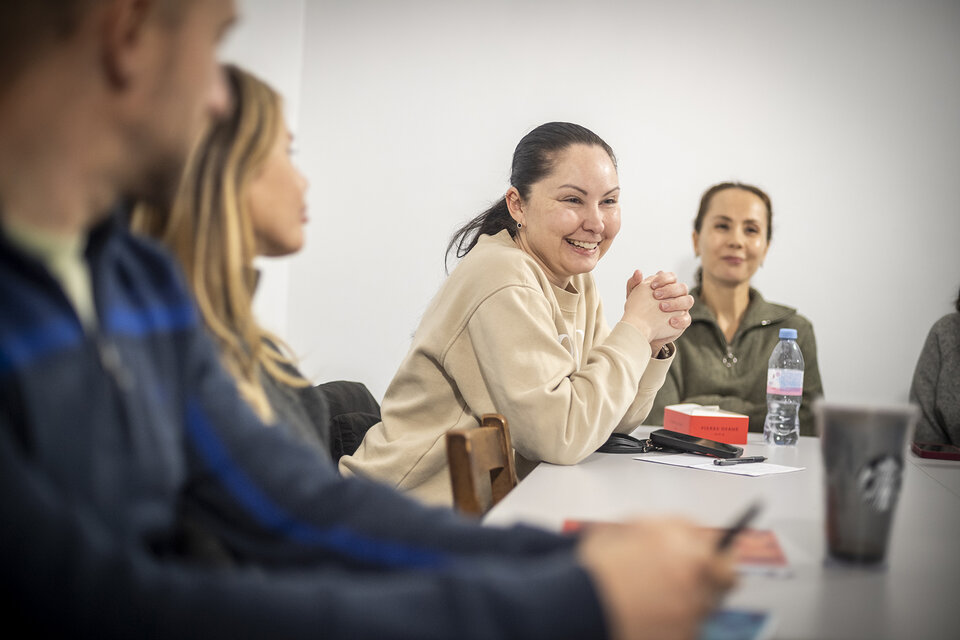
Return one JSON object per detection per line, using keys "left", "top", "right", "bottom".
{"left": 816, "top": 400, "right": 918, "bottom": 563}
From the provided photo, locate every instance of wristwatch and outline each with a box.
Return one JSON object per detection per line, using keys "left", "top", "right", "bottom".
{"left": 656, "top": 343, "right": 675, "bottom": 359}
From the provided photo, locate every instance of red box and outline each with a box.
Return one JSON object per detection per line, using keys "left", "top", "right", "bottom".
{"left": 663, "top": 403, "right": 749, "bottom": 445}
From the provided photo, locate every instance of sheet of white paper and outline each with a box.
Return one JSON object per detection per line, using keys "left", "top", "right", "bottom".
{"left": 633, "top": 454, "right": 804, "bottom": 476}
{"left": 691, "top": 462, "right": 804, "bottom": 476}
{"left": 634, "top": 453, "right": 714, "bottom": 467}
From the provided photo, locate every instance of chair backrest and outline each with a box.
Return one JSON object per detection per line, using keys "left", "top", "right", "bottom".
{"left": 446, "top": 413, "right": 519, "bottom": 516}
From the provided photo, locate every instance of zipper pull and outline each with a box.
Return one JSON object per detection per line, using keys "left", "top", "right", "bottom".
{"left": 97, "top": 337, "right": 135, "bottom": 392}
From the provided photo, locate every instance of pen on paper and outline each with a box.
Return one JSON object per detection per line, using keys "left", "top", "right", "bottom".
{"left": 714, "top": 456, "right": 767, "bottom": 466}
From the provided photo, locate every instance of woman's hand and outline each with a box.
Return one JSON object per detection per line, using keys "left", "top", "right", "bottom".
{"left": 622, "top": 270, "right": 693, "bottom": 354}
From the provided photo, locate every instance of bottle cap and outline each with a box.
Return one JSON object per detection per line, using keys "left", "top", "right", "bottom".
{"left": 779, "top": 328, "right": 798, "bottom": 339}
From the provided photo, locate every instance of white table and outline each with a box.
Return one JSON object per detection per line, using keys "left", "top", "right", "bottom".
{"left": 484, "top": 429, "right": 960, "bottom": 640}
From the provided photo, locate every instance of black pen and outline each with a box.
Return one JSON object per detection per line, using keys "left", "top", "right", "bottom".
{"left": 716, "top": 501, "right": 763, "bottom": 550}
{"left": 713, "top": 456, "right": 766, "bottom": 466}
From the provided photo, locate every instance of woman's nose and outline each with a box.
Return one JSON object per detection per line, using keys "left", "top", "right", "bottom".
{"left": 582, "top": 204, "right": 604, "bottom": 233}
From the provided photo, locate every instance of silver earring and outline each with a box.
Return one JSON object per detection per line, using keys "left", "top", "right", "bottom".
{"left": 517, "top": 222, "right": 523, "bottom": 229}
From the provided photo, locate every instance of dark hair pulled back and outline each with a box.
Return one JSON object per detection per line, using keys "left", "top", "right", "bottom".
{"left": 445, "top": 122, "right": 616, "bottom": 269}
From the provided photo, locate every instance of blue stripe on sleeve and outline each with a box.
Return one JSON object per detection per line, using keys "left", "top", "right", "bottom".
{"left": 184, "top": 398, "right": 449, "bottom": 570}
{"left": 104, "top": 303, "right": 196, "bottom": 337}
{"left": 0, "top": 317, "right": 83, "bottom": 375}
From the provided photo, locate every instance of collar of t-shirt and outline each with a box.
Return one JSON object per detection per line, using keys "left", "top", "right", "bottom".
{"left": 3, "top": 217, "right": 96, "bottom": 330}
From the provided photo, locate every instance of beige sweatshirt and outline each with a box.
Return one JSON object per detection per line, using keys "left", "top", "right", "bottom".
{"left": 340, "top": 230, "right": 672, "bottom": 505}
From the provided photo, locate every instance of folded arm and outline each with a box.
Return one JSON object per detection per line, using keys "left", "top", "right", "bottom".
{"left": 465, "top": 286, "right": 657, "bottom": 464}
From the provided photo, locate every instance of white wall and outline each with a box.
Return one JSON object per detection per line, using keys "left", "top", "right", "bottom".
{"left": 220, "top": 0, "right": 307, "bottom": 337}
{"left": 236, "top": 0, "right": 960, "bottom": 405}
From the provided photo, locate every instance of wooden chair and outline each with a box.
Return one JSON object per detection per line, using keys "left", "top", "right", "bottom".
{"left": 446, "top": 413, "right": 519, "bottom": 516}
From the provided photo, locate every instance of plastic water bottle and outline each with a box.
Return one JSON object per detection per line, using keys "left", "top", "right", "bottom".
{"left": 763, "top": 328, "right": 804, "bottom": 445}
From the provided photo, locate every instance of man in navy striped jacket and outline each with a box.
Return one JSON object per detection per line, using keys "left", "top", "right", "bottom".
{"left": 0, "top": 1, "right": 734, "bottom": 638}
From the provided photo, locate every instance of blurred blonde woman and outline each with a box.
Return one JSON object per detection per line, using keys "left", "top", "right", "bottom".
{"left": 134, "top": 64, "right": 379, "bottom": 459}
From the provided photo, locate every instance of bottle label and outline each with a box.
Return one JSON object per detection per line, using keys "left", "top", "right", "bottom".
{"left": 767, "top": 368, "right": 803, "bottom": 396}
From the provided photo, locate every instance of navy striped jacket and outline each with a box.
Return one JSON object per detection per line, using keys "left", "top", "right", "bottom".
{"left": 0, "top": 213, "right": 605, "bottom": 639}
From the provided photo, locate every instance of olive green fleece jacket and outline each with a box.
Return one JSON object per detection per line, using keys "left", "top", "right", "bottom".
{"left": 650, "top": 287, "right": 824, "bottom": 436}
{"left": 340, "top": 230, "right": 673, "bottom": 506}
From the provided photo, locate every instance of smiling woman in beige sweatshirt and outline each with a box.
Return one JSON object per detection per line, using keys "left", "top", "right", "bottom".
{"left": 340, "top": 122, "right": 693, "bottom": 506}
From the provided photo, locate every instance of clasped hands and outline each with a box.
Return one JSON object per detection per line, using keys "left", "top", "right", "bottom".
{"left": 622, "top": 270, "right": 694, "bottom": 356}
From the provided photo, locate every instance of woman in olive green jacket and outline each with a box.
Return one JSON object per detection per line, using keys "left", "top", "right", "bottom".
{"left": 650, "top": 183, "right": 824, "bottom": 435}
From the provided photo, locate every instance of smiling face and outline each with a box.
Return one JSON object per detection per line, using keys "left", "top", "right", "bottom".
{"left": 693, "top": 187, "right": 770, "bottom": 288}
{"left": 245, "top": 117, "right": 309, "bottom": 257}
{"left": 507, "top": 144, "right": 620, "bottom": 289}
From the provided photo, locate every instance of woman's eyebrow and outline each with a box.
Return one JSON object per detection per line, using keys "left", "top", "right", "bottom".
{"left": 556, "top": 185, "right": 621, "bottom": 196}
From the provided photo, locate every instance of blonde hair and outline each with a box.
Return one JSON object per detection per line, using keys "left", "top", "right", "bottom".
{"left": 133, "top": 64, "right": 307, "bottom": 423}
